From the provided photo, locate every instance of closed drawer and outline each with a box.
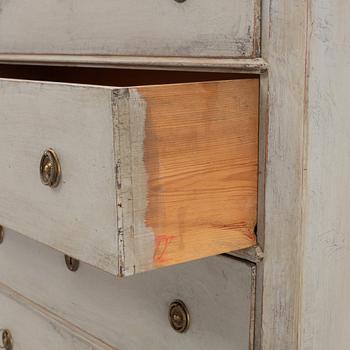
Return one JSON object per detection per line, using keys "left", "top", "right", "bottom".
{"left": 0, "top": 285, "right": 113, "bottom": 350}
{"left": 0, "top": 77, "right": 258, "bottom": 276}
{"left": 0, "top": 0, "right": 260, "bottom": 59}
{"left": 0, "top": 229, "right": 256, "bottom": 350}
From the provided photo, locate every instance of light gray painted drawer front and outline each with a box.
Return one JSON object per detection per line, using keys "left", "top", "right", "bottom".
{"left": 0, "top": 285, "right": 114, "bottom": 350}
{"left": 0, "top": 229, "right": 256, "bottom": 350}
{"left": 0, "top": 0, "right": 260, "bottom": 58}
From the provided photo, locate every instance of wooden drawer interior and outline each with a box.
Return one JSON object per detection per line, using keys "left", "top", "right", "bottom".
{"left": 0, "top": 64, "right": 255, "bottom": 86}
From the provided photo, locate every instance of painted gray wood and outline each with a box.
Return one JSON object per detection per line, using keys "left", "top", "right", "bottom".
{"left": 256, "top": 0, "right": 309, "bottom": 348}
{"left": 0, "top": 229, "right": 256, "bottom": 350}
{"left": 300, "top": 1, "right": 350, "bottom": 349}
{"left": 258, "top": 0, "right": 350, "bottom": 349}
{"left": 0, "top": 284, "right": 114, "bottom": 350}
{"left": 0, "top": 79, "right": 118, "bottom": 275}
{"left": 0, "top": 55, "right": 268, "bottom": 73}
{"left": 0, "top": 0, "right": 260, "bottom": 58}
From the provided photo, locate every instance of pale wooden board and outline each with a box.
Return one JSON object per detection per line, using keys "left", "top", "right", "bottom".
{"left": 114, "top": 79, "right": 259, "bottom": 274}
{"left": 0, "top": 78, "right": 258, "bottom": 276}
{"left": 0, "top": 229, "right": 255, "bottom": 350}
{"left": 0, "top": 284, "right": 114, "bottom": 350}
{"left": 0, "top": 0, "right": 260, "bottom": 58}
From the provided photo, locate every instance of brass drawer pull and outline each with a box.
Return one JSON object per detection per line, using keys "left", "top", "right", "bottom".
{"left": 65, "top": 255, "right": 80, "bottom": 272}
{"left": 0, "top": 329, "right": 13, "bottom": 350}
{"left": 39, "top": 148, "right": 61, "bottom": 188}
{"left": 168, "top": 300, "right": 190, "bottom": 333}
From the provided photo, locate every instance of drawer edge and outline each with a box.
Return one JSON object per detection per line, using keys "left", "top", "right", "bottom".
{"left": 0, "top": 55, "right": 268, "bottom": 74}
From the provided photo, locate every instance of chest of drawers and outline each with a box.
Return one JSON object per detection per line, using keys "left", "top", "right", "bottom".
{"left": 0, "top": 1, "right": 262, "bottom": 349}
{"left": 1, "top": 0, "right": 349, "bottom": 349}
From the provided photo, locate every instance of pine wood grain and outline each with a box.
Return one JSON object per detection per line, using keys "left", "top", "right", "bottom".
{"left": 137, "top": 79, "right": 259, "bottom": 269}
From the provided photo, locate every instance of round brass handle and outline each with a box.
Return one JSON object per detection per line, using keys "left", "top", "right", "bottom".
{"left": 39, "top": 148, "right": 61, "bottom": 188}
{"left": 168, "top": 300, "right": 190, "bottom": 333}
{"left": 64, "top": 255, "right": 80, "bottom": 272}
{"left": 0, "top": 329, "right": 13, "bottom": 350}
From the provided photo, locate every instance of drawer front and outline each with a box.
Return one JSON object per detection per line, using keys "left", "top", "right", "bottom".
{"left": 0, "top": 78, "right": 258, "bottom": 276}
{"left": 0, "top": 0, "right": 260, "bottom": 58}
{"left": 0, "top": 229, "right": 256, "bottom": 350}
{"left": 0, "top": 285, "right": 113, "bottom": 350}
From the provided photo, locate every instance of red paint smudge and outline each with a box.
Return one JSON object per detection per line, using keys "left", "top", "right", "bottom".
{"left": 154, "top": 235, "right": 176, "bottom": 265}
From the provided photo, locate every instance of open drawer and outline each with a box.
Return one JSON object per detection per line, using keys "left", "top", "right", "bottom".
{"left": 0, "top": 76, "right": 258, "bottom": 276}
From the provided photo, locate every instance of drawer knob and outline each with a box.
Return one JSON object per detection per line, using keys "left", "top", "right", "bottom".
{"left": 0, "top": 329, "right": 13, "bottom": 350}
{"left": 40, "top": 149, "right": 61, "bottom": 188}
{"left": 65, "top": 255, "right": 80, "bottom": 272}
{"left": 168, "top": 300, "right": 190, "bottom": 333}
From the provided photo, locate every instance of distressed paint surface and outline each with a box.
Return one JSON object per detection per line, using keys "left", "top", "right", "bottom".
{"left": 0, "top": 229, "right": 256, "bottom": 350}
{"left": 112, "top": 89, "right": 155, "bottom": 275}
{"left": 259, "top": 0, "right": 350, "bottom": 349}
{"left": 0, "top": 0, "right": 260, "bottom": 58}
{"left": 0, "top": 79, "right": 118, "bottom": 275}
{"left": 258, "top": 0, "right": 309, "bottom": 348}
{"left": 0, "top": 284, "right": 113, "bottom": 350}
{"left": 301, "top": 1, "right": 350, "bottom": 349}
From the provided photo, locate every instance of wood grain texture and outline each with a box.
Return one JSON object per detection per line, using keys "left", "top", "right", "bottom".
{"left": 142, "top": 80, "right": 258, "bottom": 267}
{"left": 114, "top": 80, "right": 259, "bottom": 274}
{"left": 0, "top": 0, "right": 260, "bottom": 58}
{"left": 0, "top": 78, "right": 258, "bottom": 276}
{"left": 0, "top": 229, "right": 256, "bottom": 350}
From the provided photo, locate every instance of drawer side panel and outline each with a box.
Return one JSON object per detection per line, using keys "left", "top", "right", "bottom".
{"left": 114, "top": 79, "right": 259, "bottom": 275}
